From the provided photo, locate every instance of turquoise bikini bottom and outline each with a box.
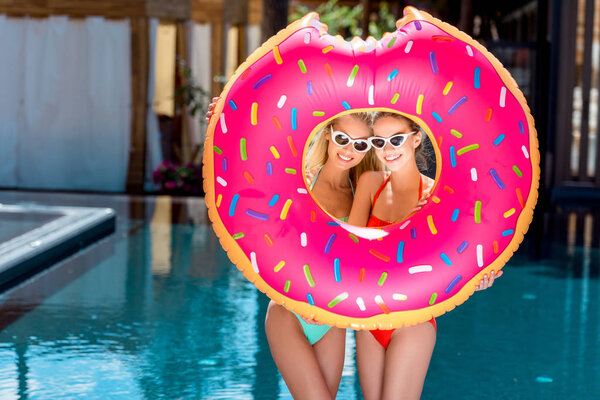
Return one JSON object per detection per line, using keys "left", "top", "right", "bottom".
{"left": 292, "top": 312, "right": 332, "bottom": 345}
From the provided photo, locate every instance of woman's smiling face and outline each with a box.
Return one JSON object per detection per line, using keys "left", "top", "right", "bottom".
{"left": 372, "top": 116, "right": 422, "bottom": 171}
{"left": 325, "top": 115, "right": 372, "bottom": 170}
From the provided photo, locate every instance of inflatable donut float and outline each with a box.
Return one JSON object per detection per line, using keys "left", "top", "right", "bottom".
{"left": 203, "top": 7, "right": 539, "bottom": 329}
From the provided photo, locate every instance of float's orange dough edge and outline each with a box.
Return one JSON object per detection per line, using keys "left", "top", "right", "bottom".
{"left": 203, "top": 8, "right": 540, "bottom": 330}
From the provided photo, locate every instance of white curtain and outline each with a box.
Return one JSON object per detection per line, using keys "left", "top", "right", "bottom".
{"left": 187, "top": 23, "right": 212, "bottom": 151}
{"left": 144, "top": 18, "right": 162, "bottom": 191}
{"left": 0, "top": 15, "right": 131, "bottom": 192}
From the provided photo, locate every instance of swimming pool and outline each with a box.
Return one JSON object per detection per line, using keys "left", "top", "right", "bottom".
{"left": 0, "top": 194, "right": 598, "bottom": 399}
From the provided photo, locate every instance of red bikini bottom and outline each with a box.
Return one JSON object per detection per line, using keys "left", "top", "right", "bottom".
{"left": 369, "top": 318, "right": 437, "bottom": 349}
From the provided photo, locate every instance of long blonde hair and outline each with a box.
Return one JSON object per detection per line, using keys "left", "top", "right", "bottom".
{"left": 305, "top": 112, "right": 382, "bottom": 187}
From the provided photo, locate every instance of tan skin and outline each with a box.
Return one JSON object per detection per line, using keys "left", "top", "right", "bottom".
{"left": 349, "top": 115, "right": 501, "bottom": 400}
{"left": 209, "top": 101, "right": 372, "bottom": 399}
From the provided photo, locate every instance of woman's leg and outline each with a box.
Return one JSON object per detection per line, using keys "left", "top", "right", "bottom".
{"left": 381, "top": 322, "right": 436, "bottom": 400}
{"left": 313, "top": 325, "right": 346, "bottom": 396}
{"left": 355, "top": 329, "right": 386, "bottom": 400}
{"left": 264, "top": 301, "right": 344, "bottom": 399}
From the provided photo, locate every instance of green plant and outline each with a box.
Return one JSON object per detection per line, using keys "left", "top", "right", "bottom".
{"left": 290, "top": 0, "right": 397, "bottom": 40}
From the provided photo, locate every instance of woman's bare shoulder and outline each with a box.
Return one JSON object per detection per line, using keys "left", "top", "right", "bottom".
{"left": 358, "top": 170, "right": 386, "bottom": 190}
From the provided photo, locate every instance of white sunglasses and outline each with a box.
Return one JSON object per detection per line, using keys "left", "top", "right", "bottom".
{"left": 368, "top": 131, "right": 417, "bottom": 149}
{"left": 330, "top": 127, "right": 371, "bottom": 153}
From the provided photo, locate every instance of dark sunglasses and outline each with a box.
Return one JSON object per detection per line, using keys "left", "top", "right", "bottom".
{"left": 330, "top": 128, "right": 371, "bottom": 153}
{"left": 368, "top": 131, "right": 417, "bottom": 149}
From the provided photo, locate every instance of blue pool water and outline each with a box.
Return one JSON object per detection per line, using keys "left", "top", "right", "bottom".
{"left": 0, "top": 196, "right": 599, "bottom": 399}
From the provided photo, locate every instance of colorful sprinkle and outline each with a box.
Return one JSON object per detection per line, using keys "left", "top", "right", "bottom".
{"left": 307, "top": 81, "right": 313, "bottom": 95}
{"left": 474, "top": 200, "right": 482, "bottom": 223}
{"left": 245, "top": 209, "right": 269, "bottom": 220}
{"left": 342, "top": 101, "right": 351, "bottom": 110}
{"left": 368, "top": 85, "right": 375, "bottom": 105}
{"left": 310, "top": 210, "right": 316, "bottom": 222}
{"left": 324, "top": 63, "right": 334, "bottom": 77}
{"left": 450, "top": 146, "right": 457, "bottom": 167}
{"left": 347, "top": 65, "right": 359, "bottom": 87}
{"left": 513, "top": 165, "right": 523, "bottom": 177}
{"left": 284, "top": 280, "right": 290, "bottom": 292}
{"left": 266, "top": 162, "right": 273, "bottom": 175}
{"left": 493, "top": 241, "right": 499, "bottom": 254}
{"left": 328, "top": 292, "right": 348, "bottom": 308}
{"left": 466, "top": 45, "right": 474, "bottom": 56}
{"left": 253, "top": 74, "right": 272, "bottom": 89}
{"left": 356, "top": 297, "right": 366, "bottom": 311}
{"left": 388, "top": 69, "right": 399, "bottom": 81}
{"left": 251, "top": 103, "right": 258, "bottom": 125}
{"left": 440, "top": 253, "right": 452, "bottom": 266}
{"left": 477, "top": 244, "right": 484, "bottom": 267}
{"left": 213, "top": 145, "right": 222, "bottom": 154}
{"left": 229, "top": 194, "right": 240, "bottom": 216}
{"left": 268, "top": 195, "right": 279, "bottom": 207}
{"left": 307, "top": 293, "right": 315, "bottom": 305}
{"left": 229, "top": 100, "right": 237, "bottom": 110}
{"left": 304, "top": 32, "right": 311, "bottom": 44}
{"left": 270, "top": 146, "right": 280, "bottom": 159}
{"left": 243, "top": 171, "right": 254, "bottom": 183}
{"left": 445, "top": 275, "right": 462, "bottom": 293}
{"left": 414, "top": 20, "right": 422, "bottom": 30}
{"left": 432, "top": 196, "right": 441, "bottom": 204}
{"left": 444, "top": 185, "right": 455, "bottom": 194}
{"left": 322, "top": 45, "right": 334, "bottom": 53}
{"left": 448, "top": 96, "right": 467, "bottom": 114}
{"left": 378, "top": 272, "right": 388, "bottom": 286}
{"left": 359, "top": 267, "right": 366, "bottom": 282}
{"left": 504, "top": 208, "right": 516, "bottom": 218}
{"left": 443, "top": 81, "right": 453, "bottom": 95}
{"left": 500, "top": 87, "right": 507, "bottom": 107}
{"left": 429, "top": 51, "right": 439, "bottom": 74}
{"left": 369, "top": 249, "right": 390, "bottom": 262}
{"left": 409, "top": 265, "right": 433, "bottom": 274}
{"left": 274, "top": 260, "right": 285, "bottom": 272}
{"left": 429, "top": 293, "right": 438, "bottom": 305}
{"left": 519, "top": 121, "right": 525, "bottom": 134}
{"left": 334, "top": 258, "right": 341, "bottom": 282}
{"left": 264, "top": 233, "right": 274, "bottom": 246}
{"left": 375, "top": 295, "right": 391, "bottom": 314}
{"left": 298, "top": 59, "right": 307, "bottom": 73}
{"left": 291, "top": 108, "right": 298, "bottom": 130}
{"left": 216, "top": 194, "right": 222, "bottom": 207}
{"left": 393, "top": 293, "right": 408, "bottom": 301}
{"left": 400, "top": 220, "right": 411, "bottom": 230}
{"left": 493, "top": 134, "right": 505, "bottom": 146}
{"left": 327, "top": 221, "right": 340, "bottom": 226}
{"left": 410, "top": 227, "right": 417, "bottom": 239}
{"left": 490, "top": 168, "right": 505, "bottom": 189}
{"left": 233, "top": 232, "right": 244, "bottom": 240}
{"left": 324, "top": 234, "right": 336, "bottom": 254}
{"left": 391, "top": 93, "right": 400, "bottom": 104}
{"left": 277, "top": 95, "right": 287, "bottom": 108}
{"left": 287, "top": 136, "right": 298, "bottom": 157}
{"left": 313, "top": 111, "right": 325, "bottom": 116}
{"left": 451, "top": 209, "right": 460, "bottom": 222}
{"left": 416, "top": 94, "right": 424, "bottom": 114}
{"left": 432, "top": 112, "right": 443, "bottom": 123}
{"left": 280, "top": 199, "right": 292, "bottom": 219}
{"left": 437, "top": 135, "right": 443, "bottom": 148}
{"left": 301, "top": 232, "right": 307, "bottom": 247}
{"left": 397, "top": 241, "right": 405, "bottom": 262}
{"left": 222, "top": 158, "right": 227, "bottom": 171}
{"left": 432, "top": 35, "right": 453, "bottom": 41}
{"left": 273, "top": 46, "right": 282, "bottom": 64}
{"left": 216, "top": 176, "right": 227, "bottom": 187}
{"left": 485, "top": 108, "right": 493, "bottom": 122}
{"left": 502, "top": 229, "right": 515, "bottom": 236}
{"left": 457, "top": 241, "right": 468, "bottom": 253}
{"left": 387, "top": 37, "right": 397, "bottom": 48}
{"left": 457, "top": 144, "right": 479, "bottom": 155}
{"left": 241, "top": 68, "right": 251, "bottom": 80}
{"left": 285, "top": 168, "right": 297, "bottom": 174}
{"left": 220, "top": 113, "right": 228, "bottom": 133}
{"left": 474, "top": 67, "right": 481, "bottom": 89}
{"left": 297, "top": 188, "right": 308, "bottom": 194}
{"left": 304, "top": 264, "right": 315, "bottom": 287}
{"left": 349, "top": 233, "right": 359, "bottom": 243}
{"left": 450, "top": 129, "right": 463, "bottom": 138}
{"left": 516, "top": 188, "right": 525, "bottom": 208}
{"left": 427, "top": 215, "right": 438, "bottom": 235}
{"left": 522, "top": 145, "right": 530, "bottom": 159}
{"left": 272, "top": 116, "right": 282, "bottom": 130}
{"left": 471, "top": 168, "right": 478, "bottom": 181}
{"left": 250, "top": 252, "right": 258, "bottom": 273}
{"left": 405, "top": 40, "right": 413, "bottom": 53}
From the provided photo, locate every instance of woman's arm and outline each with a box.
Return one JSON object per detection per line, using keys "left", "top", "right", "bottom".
{"left": 348, "top": 171, "right": 380, "bottom": 227}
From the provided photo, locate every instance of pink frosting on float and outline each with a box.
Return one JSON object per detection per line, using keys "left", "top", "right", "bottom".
{"left": 209, "top": 15, "right": 535, "bottom": 324}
